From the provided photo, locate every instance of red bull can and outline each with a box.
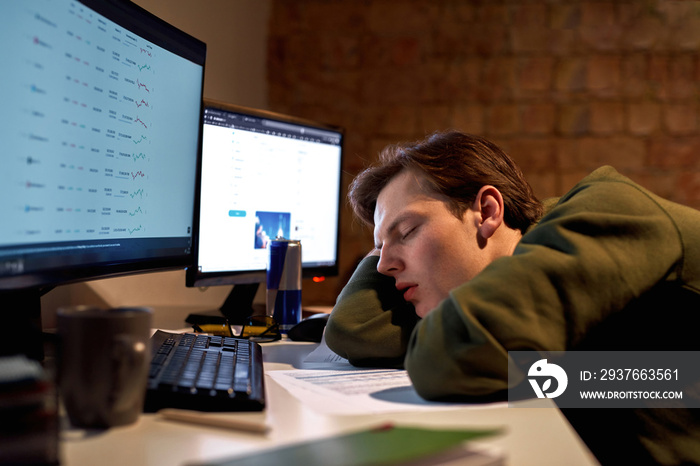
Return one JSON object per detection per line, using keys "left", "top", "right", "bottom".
{"left": 266, "top": 239, "right": 302, "bottom": 333}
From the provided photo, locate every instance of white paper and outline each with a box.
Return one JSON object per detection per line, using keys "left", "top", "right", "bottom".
{"left": 302, "top": 336, "right": 350, "bottom": 364}
{"left": 268, "top": 338, "right": 505, "bottom": 415}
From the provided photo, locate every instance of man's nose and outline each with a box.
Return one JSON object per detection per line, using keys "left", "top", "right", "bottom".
{"left": 376, "top": 248, "right": 401, "bottom": 276}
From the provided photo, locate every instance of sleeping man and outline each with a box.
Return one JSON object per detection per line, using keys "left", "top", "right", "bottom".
{"left": 325, "top": 130, "right": 700, "bottom": 465}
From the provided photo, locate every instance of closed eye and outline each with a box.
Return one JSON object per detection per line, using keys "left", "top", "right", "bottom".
{"left": 401, "top": 225, "right": 417, "bottom": 241}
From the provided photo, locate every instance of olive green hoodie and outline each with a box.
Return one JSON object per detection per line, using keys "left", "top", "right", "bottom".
{"left": 326, "top": 166, "right": 700, "bottom": 465}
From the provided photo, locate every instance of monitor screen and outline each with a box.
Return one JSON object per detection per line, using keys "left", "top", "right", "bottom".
{"left": 187, "top": 100, "right": 343, "bottom": 290}
{"left": 0, "top": 0, "right": 206, "bottom": 358}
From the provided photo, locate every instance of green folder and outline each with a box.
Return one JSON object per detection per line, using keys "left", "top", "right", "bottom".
{"left": 197, "top": 424, "right": 502, "bottom": 466}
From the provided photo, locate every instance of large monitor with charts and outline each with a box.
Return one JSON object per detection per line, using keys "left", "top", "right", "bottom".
{"left": 186, "top": 100, "right": 344, "bottom": 320}
{"left": 0, "top": 0, "right": 206, "bottom": 359}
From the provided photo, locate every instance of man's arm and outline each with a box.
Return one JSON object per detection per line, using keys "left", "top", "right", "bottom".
{"left": 325, "top": 254, "right": 419, "bottom": 367}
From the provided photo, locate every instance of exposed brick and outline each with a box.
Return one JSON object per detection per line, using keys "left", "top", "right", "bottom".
{"left": 657, "top": 1, "right": 699, "bottom": 25}
{"left": 549, "top": 29, "right": 579, "bottom": 57}
{"left": 510, "top": 3, "right": 548, "bottom": 28}
{"left": 451, "top": 104, "right": 485, "bottom": 135}
{"left": 590, "top": 101, "right": 625, "bottom": 135}
{"left": 367, "top": 1, "right": 440, "bottom": 35}
{"left": 695, "top": 58, "right": 700, "bottom": 87}
{"left": 579, "top": 2, "right": 622, "bottom": 50}
{"left": 559, "top": 136, "right": 645, "bottom": 170}
{"left": 666, "top": 56, "right": 697, "bottom": 100}
{"left": 479, "top": 57, "right": 517, "bottom": 101}
{"left": 267, "top": 0, "right": 700, "bottom": 301}
{"left": 557, "top": 104, "right": 590, "bottom": 136}
{"left": 361, "top": 35, "right": 424, "bottom": 68}
{"left": 391, "top": 36, "right": 423, "bottom": 67}
{"left": 554, "top": 139, "right": 583, "bottom": 171}
{"left": 461, "top": 58, "right": 486, "bottom": 101}
{"left": 288, "top": 68, "right": 359, "bottom": 107}
{"left": 649, "top": 55, "right": 669, "bottom": 99}
{"left": 622, "top": 15, "right": 665, "bottom": 51}
{"left": 521, "top": 103, "right": 556, "bottom": 135}
{"left": 676, "top": 171, "right": 700, "bottom": 209}
{"left": 367, "top": 136, "right": 405, "bottom": 165}
{"left": 477, "top": 4, "right": 509, "bottom": 24}
{"left": 617, "top": 1, "right": 650, "bottom": 27}
{"left": 303, "top": 1, "right": 369, "bottom": 33}
{"left": 360, "top": 67, "right": 426, "bottom": 104}
{"left": 516, "top": 56, "right": 555, "bottom": 96}
{"left": 549, "top": 3, "right": 581, "bottom": 29}
{"left": 504, "top": 137, "right": 556, "bottom": 171}
{"left": 511, "top": 25, "right": 552, "bottom": 54}
{"left": 487, "top": 104, "right": 520, "bottom": 136}
{"left": 667, "top": 14, "right": 700, "bottom": 50}
{"left": 441, "top": 1, "right": 477, "bottom": 23}
{"left": 418, "top": 105, "right": 452, "bottom": 132}
{"left": 621, "top": 54, "right": 651, "bottom": 98}
{"left": 344, "top": 138, "right": 374, "bottom": 174}
{"left": 525, "top": 172, "right": 560, "bottom": 199}
{"left": 649, "top": 137, "right": 700, "bottom": 168}
{"left": 370, "top": 104, "right": 419, "bottom": 136}
{"left": 300, "top": 100, "right": 357, "bottom": 131}
{"left": 627, "top": 101, "right": 661, "bottom": 136}
{"left": 581, "top": 24, "right": 623, "bottom": 51}
{"left": 580, "top": 1, "right": 617, "bottom": 28}
{"left": 466, "top": 24, "right": 510, "bottom": 56}
{"left": 278, "top": 34, "right": 321, "bottom": 66}
{"left": 268, "top": 1, "right": 304, "bottom": 36}
{"left": 555, "top": 58, "right": 587, "bottom": 93}
{"left": 342, "top": 134, "right": 372, "bottom": 173}
{"left": 595, "top": 136, "right": 647, "bottom": 170}
{"left": 664, "top": 103, "right": 698, "bottom": 136}
{"left": 587, "top": 55, "right": 622, "bottom": 97}
{"left": 320, "top": 36, "right": 362, "bottom": 70}
{"left": 426, "top": 62, "right": 473, "bottom": 102}
{"left": 559, "top": 169, "right": 593, "bottom": 194}
{"left": 434, "top": 23, "right": 509, "bottom": 58}
{"left": 628, "top": 169, "right": 678, "bottom": 201}
{"left": 433, "top": 26, "right": 468, "bottom": 61}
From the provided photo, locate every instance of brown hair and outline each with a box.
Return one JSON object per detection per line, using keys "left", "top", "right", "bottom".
{"left": 349, "top": 130, "right": 543, "bottom": 233}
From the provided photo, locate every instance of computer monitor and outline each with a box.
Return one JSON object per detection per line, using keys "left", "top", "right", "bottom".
{"left": 186, "top": 100, "right": 344, "bottom": 321}
{"left": 0, "top": 0, "right": 206, "bottom": 359}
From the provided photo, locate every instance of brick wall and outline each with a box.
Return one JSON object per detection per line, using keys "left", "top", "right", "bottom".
{"left": 267, "top": 0, "right": 700, "bottom": 304}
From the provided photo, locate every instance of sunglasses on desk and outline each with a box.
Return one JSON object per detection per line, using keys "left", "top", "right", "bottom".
{"left": 240, "top": 315, "right": 281, "bottom": 342}
{"left": 191, "top": 315, "right": 281, "bottom": 343}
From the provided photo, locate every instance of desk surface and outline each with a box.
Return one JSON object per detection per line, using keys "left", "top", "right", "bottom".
{"left": 58, "top": 306, "right": 597, "bottom": 465}
{"left": 61, "top": 346, "right": 597, "bottom": 465}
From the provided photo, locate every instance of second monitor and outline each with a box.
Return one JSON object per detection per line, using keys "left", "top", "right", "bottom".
{"left": 186, "top": 100, "right": 344, "bottom": 321}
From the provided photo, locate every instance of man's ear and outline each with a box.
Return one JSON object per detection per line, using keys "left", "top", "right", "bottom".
{"left": 472, "top": 185, "right": 505, "bottom": 239}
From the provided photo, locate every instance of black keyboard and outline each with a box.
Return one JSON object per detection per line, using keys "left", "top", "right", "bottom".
{"left": 144, "top": 330, "right": 265, "bottom": 412}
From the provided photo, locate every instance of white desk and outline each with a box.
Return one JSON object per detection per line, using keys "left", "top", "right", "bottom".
{"left": 60, "top": 335, "right": 598, "bottom": 466}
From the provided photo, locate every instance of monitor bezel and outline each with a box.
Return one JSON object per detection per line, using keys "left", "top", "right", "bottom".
{"left": 186, "top": 99, "right": 344, "bottom": 288}
{"left": 0, "top": 0, "right": 206, "bottom": 293}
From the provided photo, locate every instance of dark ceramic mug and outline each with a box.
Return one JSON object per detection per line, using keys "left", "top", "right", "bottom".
{"left": 57, "top": 306, "right": 152, "bottom": 428}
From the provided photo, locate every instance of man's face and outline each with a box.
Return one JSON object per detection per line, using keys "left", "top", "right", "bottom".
{"left": 373, "top": 170, "right": 493, "bottom": 317}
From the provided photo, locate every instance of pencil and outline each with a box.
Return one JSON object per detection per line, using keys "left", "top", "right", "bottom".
{"left": 157, "top": 408, "right": 270, "bottom": 434}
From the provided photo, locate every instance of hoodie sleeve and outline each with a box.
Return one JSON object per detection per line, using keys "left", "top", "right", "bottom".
{"left": 325, "top": 255, "right": 419, "bottom": 367}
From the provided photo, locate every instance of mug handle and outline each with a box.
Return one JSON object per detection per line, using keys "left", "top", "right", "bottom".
{"left": 108, "top": 334, "right": 148, "bottom": 412}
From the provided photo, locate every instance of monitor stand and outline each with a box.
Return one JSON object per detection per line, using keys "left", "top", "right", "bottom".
{"left": 218, "top": 283, "right": 261, "bottom": 324}
{"left": 186, "top": 283, "right": 262, "bottom": 328}
{"left": 0, "top": 288, "right": 47, "bottom": 361}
